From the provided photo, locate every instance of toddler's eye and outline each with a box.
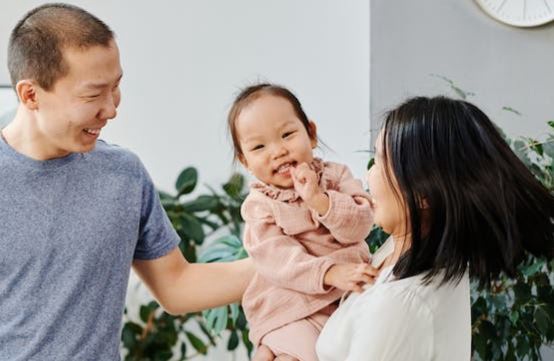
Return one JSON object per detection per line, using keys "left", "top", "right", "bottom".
{"left": 251, "top": 144, "right": 264, "bottom": 151}
{"left": 283, "top": 131, "right": 295, "bottom": 138}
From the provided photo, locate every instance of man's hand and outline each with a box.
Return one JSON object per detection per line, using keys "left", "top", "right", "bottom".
{"left": 323, "top": 263, "right": 379, "bottom": 293}
{"left": 291, "top": 162, "right": 329, "bottom": 215}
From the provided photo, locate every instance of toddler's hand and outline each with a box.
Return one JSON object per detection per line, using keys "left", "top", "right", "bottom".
{"left": 291, "top": 162, "right": 320, "bottom": 200}
{"left": 323, "top": 263, "right": 379, "bottom": 293}
{"left": 292, "top": 163, "right": 329, "bottom": 215}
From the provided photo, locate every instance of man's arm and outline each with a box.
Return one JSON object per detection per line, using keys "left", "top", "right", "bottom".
{"left": 133, "top": 248, "right": 254, "bottom": 315}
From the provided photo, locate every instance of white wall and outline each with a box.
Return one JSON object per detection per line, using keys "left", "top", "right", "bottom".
{"left": 370, "top": 0, "right": 554, "bottom": 145}
{"left": 0, "top": 0, "right": 371, "bottom": 194}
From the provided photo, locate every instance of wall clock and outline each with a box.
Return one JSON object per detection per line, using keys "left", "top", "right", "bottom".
{"left": 475, "top": 0, "right": 554, "bottom": 27}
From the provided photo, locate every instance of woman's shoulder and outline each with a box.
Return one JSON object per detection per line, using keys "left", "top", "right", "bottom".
{"left": 356, "top": 278, "right": 433, "bottom": 319}
{"left": 352, "top": 270, "right": 470, "bottom": 323}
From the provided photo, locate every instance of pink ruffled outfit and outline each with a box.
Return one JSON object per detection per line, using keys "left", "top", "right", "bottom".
{"left": 241, "top": 159, "right": 373, "bottom": 346}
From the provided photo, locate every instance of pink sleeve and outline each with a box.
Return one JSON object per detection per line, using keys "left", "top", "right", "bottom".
{"left": 318, "top": 164, "right": 374, "bottom": 245}
{"left": 241, "top": 193, "right": 336, "bottom": 295}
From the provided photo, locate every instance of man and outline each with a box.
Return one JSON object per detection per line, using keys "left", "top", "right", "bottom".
{"left": 0, "top": 4, "right": 252, "bottom": 360}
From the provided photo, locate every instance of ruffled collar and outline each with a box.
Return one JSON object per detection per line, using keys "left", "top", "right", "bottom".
{"left": 250, "top": 158, "right": 327, "bottom": 203}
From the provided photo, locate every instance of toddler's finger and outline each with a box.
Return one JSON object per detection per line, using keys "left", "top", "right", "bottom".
{"left": 352, "top": 274, "right": 375, "bottom": 285}
{"left": 356, "top": 263, "right": 378, "bottom": 277}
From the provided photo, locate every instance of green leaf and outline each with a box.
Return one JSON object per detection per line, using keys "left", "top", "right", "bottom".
{"left": 223, "top": 173, "right": 245, "bottom": 199}
{"left": 513, "top": 282, "right": 532, "bottom": 304}
{"left": 198, "top": 247, "right": 235, "bottom": 263}
{"left": 548, "top": 120, "right": 554, "bottom": 129}
{"left": 140, "top": 306, "right": 151, "bottom": 323}
{"left": 182, "top": 195, "right": 220, "bottom": 212}
{"left": 159, "top": 191, "right": 175, "bottom": 200}
{"left": 203, "top": 307, "right": 220, "bottom": 330}
{"left": 235, "top": 308, "right": 248, "bottom": 330}
{"left": 516, "top": 335, "right": 531, "bottom": 358}
{"left": 230, "top": 303, "right": 240, "bottom": 323}
{"left": 175, "top": 167, "right": 198, "bottom": 196}
{"left": 218, "top": 234, "right": 243, "bottom": 248}
{"left": 121, "top": 322, "right": 142, "bottom": 350}
{"left": 529, "top": 141, "right": 544, "bottom": 157}
{"left": 180, "top": 342, "right": 187, "bottom": 360}
{"left": 197, "top": 321, "right": 217, "bottom": 346}
{"left": 185, "top": 331, "right": 207, "bottom": 355}
{"left": 520, "top": 260, "right": 545, "bottom": 277}
{"left": 534, "top": 306, "right": 551, "bottom": 335}
{"left": 179, "top": 213, "right": 205, "bottom": 244}
{"left": 211, "top": 306, "right": 229, "bottom": 336}
{"left": 502, "top": 106, "right": 522, "bottom": 116}
{"left": 227, "top": 330, "right": 239, "bottom": 350}
{"left": 509, "top": 310, "right": 519, "bottom": 324}
{"left": 160, "top": 197, "right": 181, "bottom": 211}
{"left": 241, "top": 330, "right": 254, "bottom": 356}
{"left": 178, "top": 240, "right": 197, "bottom": 262}
{"left": 542, "top": 140, "right": 554, "bottom": 160}
{"left": 367, "top": 157, "right": 374, "bottom": 170}
{"left": 139, "top": 301, "right": 159, "bottom": 323}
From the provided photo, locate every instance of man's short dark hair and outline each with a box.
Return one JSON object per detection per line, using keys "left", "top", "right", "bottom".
{"left": 8, "top": 3, "right": 114, "bottom": 91}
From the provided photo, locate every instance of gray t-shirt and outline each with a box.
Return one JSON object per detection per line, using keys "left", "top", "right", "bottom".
{"left": 0, "top": 138, "right": 180, "bottom": 360}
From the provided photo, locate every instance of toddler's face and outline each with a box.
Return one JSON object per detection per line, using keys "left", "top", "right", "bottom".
{"left": 236, "top": 94, "right": 316, "bottom": 189}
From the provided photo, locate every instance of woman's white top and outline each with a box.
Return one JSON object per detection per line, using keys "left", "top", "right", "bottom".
{"left": 316, "top": 238, "right": 471, "bottom": 361}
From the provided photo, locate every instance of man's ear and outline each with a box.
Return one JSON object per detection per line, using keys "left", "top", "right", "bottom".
{"left": 15, "top": 80, "right": 39, "bottom": 110}
{"left": 308, "top": 121, "right": 318, "bottom": 148}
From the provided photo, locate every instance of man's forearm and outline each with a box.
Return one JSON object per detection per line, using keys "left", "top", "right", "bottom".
{"left": 163, "top": 258, "right": 253, "bottom": 315}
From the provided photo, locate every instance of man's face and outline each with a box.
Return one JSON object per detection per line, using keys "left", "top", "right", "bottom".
{"left": 33, "top": 40, "right": 122, "bottom": 157}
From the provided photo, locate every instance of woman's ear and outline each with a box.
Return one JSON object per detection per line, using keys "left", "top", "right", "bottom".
{"left": 418, "top": 196, "right": 429, "bottom": 209}
{"left": 308, "top": 121, "right": 318, "bottom": 148}
{"left": 16, "top": 80, "right": 39, "bottom": 110}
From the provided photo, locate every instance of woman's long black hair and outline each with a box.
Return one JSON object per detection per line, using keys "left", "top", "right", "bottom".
{"left": 381, "top": 96, "right": 554, "bottom": 286}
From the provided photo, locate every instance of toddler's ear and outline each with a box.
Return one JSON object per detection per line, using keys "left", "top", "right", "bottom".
{"left": 238, "top": 154, "right": 248, "bottom": 168}
{"left": 308, "top": 121, "right": 318, "bottom": 148}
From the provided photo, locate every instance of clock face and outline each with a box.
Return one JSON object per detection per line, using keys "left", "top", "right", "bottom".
{"left": 475, "top": 0, "right": 554, "bottom": 27}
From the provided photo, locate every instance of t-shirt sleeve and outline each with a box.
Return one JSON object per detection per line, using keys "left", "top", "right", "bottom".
{"left": 133, "top": 161, "right": 180, "bottom": 260}
{"left": 346, "top": 289, "right": 434, "bottom": 361}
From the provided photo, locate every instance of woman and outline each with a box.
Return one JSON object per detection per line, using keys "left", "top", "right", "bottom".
{"left": 316, "top": 96, "right": 554, "bottom": 360}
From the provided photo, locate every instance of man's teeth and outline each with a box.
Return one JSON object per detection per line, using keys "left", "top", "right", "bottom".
{"left": 84, "top": 128, "right": 100, "bottom": 135}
